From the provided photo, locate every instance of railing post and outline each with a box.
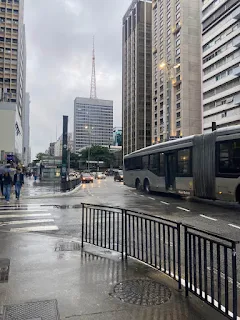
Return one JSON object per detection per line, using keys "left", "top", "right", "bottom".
{"left": 177, "top": 223, "right": 182, "bottom": 290}
{"left": 121, "top": 209, "right": 124, "bottom": 260}
{"left": 81, "top": 203, "right": 85, "bottom": 248}
{"left": 232, "top": 242, "right": 237, "bottom": 320}
{"left": 124, "top": 209, "right": 128, "bottom": 260}
{"left": 184, "top": 225, "right": 189, "bottom": 297}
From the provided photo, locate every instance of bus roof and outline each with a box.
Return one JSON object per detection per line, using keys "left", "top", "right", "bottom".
{"left": 124, "top": 125, "right": 240, "bottom": 159}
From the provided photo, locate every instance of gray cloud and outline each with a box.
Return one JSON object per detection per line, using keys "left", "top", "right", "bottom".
{"left": 25, "top": 0, "right": 130, "bottom": 157}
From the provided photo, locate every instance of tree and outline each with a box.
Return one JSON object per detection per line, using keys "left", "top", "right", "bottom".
{"left": 36, "top": 153, "right": 46, "bottom": 161}
{"left": 80, "top": 146, "right": 115, "bottom": 167}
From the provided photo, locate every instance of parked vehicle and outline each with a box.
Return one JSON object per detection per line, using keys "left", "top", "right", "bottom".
{"left": 95, "top": 172, "right": 106, "bottom": 179}
{"left": 80, "top": 173, "right": 93, "bottom": 183}
{"left": 114, "top": 170, "right": 123, "bottom": 182}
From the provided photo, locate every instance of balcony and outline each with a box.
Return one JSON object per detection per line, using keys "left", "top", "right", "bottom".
{"left": 233, "top": 36, "right": 240, "bottom": 48}
{"left": 233, "top": 93, "right": 240, "bottom": 106}
{"left": 233, "top": 7, "right": 240, "bottom": 20}
{"left": 233, "top": 66, "right": 240, "bottom": 77}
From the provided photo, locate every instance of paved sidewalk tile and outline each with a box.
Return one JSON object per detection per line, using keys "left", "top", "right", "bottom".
{"left": 0, "top": 232, "right": 227, "bottom": 320}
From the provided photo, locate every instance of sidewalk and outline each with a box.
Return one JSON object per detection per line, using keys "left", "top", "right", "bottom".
{"left": 0, "top": 231, "right": 226, "bottom": 320}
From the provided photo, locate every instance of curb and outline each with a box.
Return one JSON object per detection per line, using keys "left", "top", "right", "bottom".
{"left": 22, "top": 183, "right": 82, "bottom": 200}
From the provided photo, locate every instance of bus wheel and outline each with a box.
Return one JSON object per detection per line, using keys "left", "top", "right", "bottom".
{"left": 144, "top": 179, "right": 150, "bottom": 194}
{"left": 135, "top": 179, "right": 141, "bottom": 190}
{"left": 236, "top": 185, "right": 240, "bottom": 203}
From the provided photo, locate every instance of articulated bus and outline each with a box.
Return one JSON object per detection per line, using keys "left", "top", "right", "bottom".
{"left": 123, "top": 126, "right": 240, "bottom": 203}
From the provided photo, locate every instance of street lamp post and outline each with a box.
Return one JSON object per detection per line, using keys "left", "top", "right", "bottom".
{"left": 85, "top": 126, "right": 94, "bottom": 171}
{"left": 159, "top": 62, "right": 180, "bottom": 141}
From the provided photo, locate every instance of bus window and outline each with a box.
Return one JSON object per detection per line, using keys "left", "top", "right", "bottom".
{"left": 142, "top": 155, "right": 149, "bottom": 170}
{"left": 149, "top": 153, "right": 164, "bottom": 176}
{"left": 177, "top": 148, "right": 192, "bottom": 176}
{"left": 218, "top": 140, "right": 240, "bottom": 174}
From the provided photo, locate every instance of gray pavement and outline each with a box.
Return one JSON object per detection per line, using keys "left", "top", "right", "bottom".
{"left": 0, "top": 231, "right": 225, "bottom": 320}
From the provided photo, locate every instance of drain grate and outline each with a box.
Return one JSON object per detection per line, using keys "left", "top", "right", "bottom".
{"left": 55, "top": 242, "right": 81, "bottom": 252}
{"left": 0, "top": 259, "right": 10, "bottom": 283}
{"left": 111, "top": 279, "right": 171, "bottom": 306}
{"left": 3, "top": 299, "right": 60, "bottom": 320}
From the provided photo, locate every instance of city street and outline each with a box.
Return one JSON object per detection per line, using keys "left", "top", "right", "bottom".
{"left": 0, "top": 176, "right": 240, "bottom": 240}
{"left": 0, "top": 177, "right": 239, "bottom": 319}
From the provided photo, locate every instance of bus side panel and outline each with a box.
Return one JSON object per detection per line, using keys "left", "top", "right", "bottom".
{"left": 215, "top": 177, "right": 240, "bottom": 202}
{"left": 193, "top": 134, "right": 216, "bottom": 199}
{"left": 175, "top": 177, "right": 194, "bottom": 196}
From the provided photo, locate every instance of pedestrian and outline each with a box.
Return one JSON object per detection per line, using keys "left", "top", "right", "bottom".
{"left": 13, "top": 168, "right": 24, "bottom": 200}
{"left": 2, "top": 172, "right": 12, "bottom": 203}
{"left": 0, "top": 173, "right": 3, "bottom": 197}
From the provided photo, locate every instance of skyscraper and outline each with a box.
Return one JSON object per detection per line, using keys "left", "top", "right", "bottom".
{"left": 74, "top": 97, "right": 113, "bottom": 152}
{"left": 0, "top": 0, "right": 26, "bottom": 162}
{"left": 202, "top": 0, "right": 240, "bottom": 132}
{"left": 22, "top": 92, "right": 30, "bottom": 166}
{"left": 122, "top": 0, "right": 152, "bottom": 156}
{"left": 152, "top": 0, "right": 202, "bottom": 143}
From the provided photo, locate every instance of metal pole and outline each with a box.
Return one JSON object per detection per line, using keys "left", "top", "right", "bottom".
{"left": 88, "top": 131, "right": 90, "bottom": 171}
{"left": 232, "top": 243, "right": 237, "bottom": 320}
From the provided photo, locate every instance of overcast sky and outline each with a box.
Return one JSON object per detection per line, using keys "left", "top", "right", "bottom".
{"left": 25, "top": 0, "right": 130, "bottom": 158}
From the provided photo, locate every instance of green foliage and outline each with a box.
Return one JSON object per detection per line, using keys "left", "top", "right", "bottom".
{"left": 36, "top": 153, "right": 46, "bottom": 161}
{"left": 80, "top": 146, "right": 115, "bottom": 166}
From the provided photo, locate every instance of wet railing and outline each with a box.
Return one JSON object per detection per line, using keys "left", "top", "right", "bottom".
{"left": 61, "top": 178, "right": 81, "bottom": 192}
{"left": 81, "top": 203, "right": 239, "bottom": 320}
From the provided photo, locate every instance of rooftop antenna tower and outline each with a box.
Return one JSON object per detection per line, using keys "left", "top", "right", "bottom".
{"left": 90, "top": 36, "right": 97, "bottom": 99}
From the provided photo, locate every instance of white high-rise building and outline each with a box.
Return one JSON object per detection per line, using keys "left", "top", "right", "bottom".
{"left": 202, "top": 0, "right": 240, "bottom": 132}
{"left": 22, "top": 92, "right": 30, "bottom": 166}
{"left": 0, "top": 0, "right": 26, "bottom": 163}
{"left": 74, "top": 97, "right": 113, "bottom": 152}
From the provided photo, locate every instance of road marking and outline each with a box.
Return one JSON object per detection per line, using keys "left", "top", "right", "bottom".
{"left": 148, "top": 197, "right": 155, "bottom": 200}
{"left": 10, "top": 225, "right": 59, "bottom": 232}
{"left": 0, "top": 209, "right": 48, "bottom": 213}
{"left": 200, "top": 214, "right": 217, "bottom": 221}
{"left": 140, "top": 195, "right": 145, "bottom": 197}
{"left": 133, "top": 193, "right": 137, "bottom": 195}
{"left": 160, "top": 201, "right": 169, "bottom": 205}
{"left": 176, "top": 206, "right": 190, "bottom": 212}
{"left": 228, "top": 223, "right": 240, "bottom": 230}
{"left": 0, "top": 213, "right": 51, "bottom": 219}
{"left": 0, "top": 219, "right": 54, "bottom": 226}
{"left": 207, "top": 267, "right": 240, "bottom": 289}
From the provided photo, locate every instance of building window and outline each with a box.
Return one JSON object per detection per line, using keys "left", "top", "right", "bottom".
{"left": 176, "top": 102, "right": 181, "bottom": 109}
{"left": 176, "top": 48, "right": 180, "bottom": 56}
{"left": 176, "top": 121, "right": 181, "bottom": 127}
{"left": 176, "top": 112, "right": 181, "bottom": 118}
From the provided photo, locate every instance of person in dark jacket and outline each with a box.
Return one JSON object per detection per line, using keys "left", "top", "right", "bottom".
{"left": 0, "top": 173, "right": 3, "bottom": 196}
{"left": 2, "top": 172, "right": 12, "bottom": 202}
{"left": 13, "top": 169, "right": 24, "bottom": 200}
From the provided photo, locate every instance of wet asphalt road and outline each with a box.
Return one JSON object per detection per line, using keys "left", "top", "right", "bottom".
{"left": 0, "top": 176, "right": 239, "bottom": 241}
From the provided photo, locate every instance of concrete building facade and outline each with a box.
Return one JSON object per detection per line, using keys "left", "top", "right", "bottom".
{"left": 54, "top": 133, "right": 73, "bottom": 157}
{"left": 122, "top": 0, "right": 152, "bottom": 156}
{"left": 202, "top": 0, "right": 240, "bottom": 132}
{"left": 0, "top": 0, "right": 26, "bottom": 162}
{"left": 152, "top": 0, "right": 202, "bottom": 143}
{"left": 74, "top": 97, "right": 113, "bottom": 152}
{"left": 22, "top": 91, "right": 30, "bottom": 166}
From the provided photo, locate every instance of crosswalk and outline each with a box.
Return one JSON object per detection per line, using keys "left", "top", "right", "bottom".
{"left": 0, "top": 203, "right": 59, "bottom": 233}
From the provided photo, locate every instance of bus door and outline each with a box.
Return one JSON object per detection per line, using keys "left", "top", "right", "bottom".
{"left": 165, "top": 152, "right": 177, "bottom": 191}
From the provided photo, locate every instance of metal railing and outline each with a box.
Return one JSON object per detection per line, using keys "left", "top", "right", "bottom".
{"left": 61, "top": 178, "right": 81, "bottom": 192}
{"left": 81, "top": 203, "right": 239, "bottom": 320}
{"left": 184, "top": 225, "right": 239, "bottom": 319}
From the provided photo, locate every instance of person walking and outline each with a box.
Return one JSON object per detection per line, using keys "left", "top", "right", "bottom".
{"left": 0, "top": 173, "right": 3, "bottom": 197}
{"left": 13, "top": 168, "right": 24, "bottom": 200}
{"left": 2, "top": 172, "right": 12, "bottom": 203}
